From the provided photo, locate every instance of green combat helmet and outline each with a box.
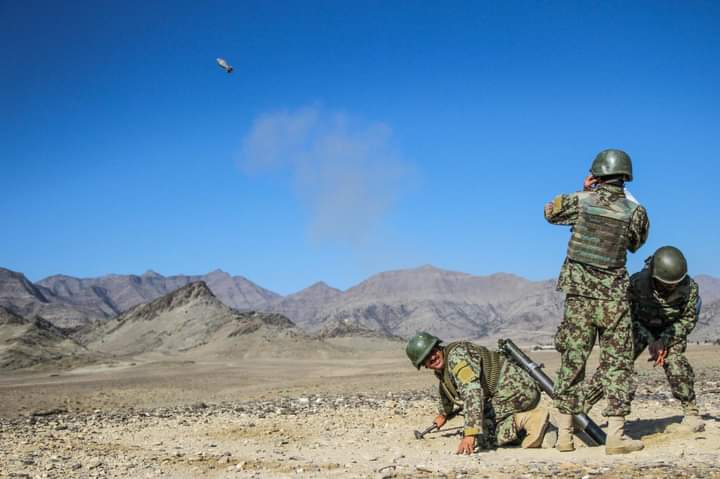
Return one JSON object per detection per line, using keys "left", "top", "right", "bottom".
{"left": 406, "top": 332, "right": 441, "bottom": 369}
{"left": 652, "top": 246, "right": 688, "bottom": 284}
{"left": 590, "top": 149, "right": 633, "bottom": 181}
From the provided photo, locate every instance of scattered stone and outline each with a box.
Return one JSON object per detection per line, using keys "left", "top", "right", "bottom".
{"left": 31, "top": 408, "right": 68, "bottom": 417}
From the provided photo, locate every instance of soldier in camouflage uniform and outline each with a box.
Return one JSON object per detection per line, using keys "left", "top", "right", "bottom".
{"left": 582, "top": 246, "right": 704, "bottom": 432}
{"left": 544, "top": 149, "right": 649, "bottom": 454}
{"left": 406, "top": 332, "right": 554, "bottom": 454}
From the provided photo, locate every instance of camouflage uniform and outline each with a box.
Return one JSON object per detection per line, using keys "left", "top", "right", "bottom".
{"left": 546, "top": 184, "right": 649, "bottom": 416}
{"left": 583, "top": 269, "right": 701, "bottom": 414}
{"left": 435, "top": 341, "right": 540, "bottom": 448}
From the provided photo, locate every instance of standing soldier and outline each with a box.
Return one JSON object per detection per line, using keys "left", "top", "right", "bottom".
{"left": 544, "top": 149, "right": 649, "bottom": 454}
{"left": 583, "top": 246, "right": 704, "bottom": 432}
{"left": 406, "top": 332, "right": 555, "bottom": 454}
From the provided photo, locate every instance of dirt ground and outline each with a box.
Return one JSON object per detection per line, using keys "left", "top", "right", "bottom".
{"left": 1, "top": 345, "right": 719, "bottom": 478}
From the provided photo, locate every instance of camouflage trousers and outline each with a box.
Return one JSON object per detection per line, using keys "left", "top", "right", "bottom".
{"left": 583, "top": 326, "right": 698, "bottom": 415}
{"left": 482, "top": 360, "right": 541, "bottom": 447}
{"left": 553, "top": 295, "right": 635, "bottom": 417}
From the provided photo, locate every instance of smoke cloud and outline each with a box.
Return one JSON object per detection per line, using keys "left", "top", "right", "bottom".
{"left": 239, "top": 107, "right": 414, "bottom": 243}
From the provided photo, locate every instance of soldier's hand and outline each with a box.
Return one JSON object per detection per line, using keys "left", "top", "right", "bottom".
{"left": 648, "top": 339, "right": 663, "bottom": 359}
{"left": 583, "top": 174, "right": 598, "bottom": 191}
{"left": 456, "top": 436, "right": 476, "bottom": 455}
{"left": 544, "top": 202, "right": 554, "bottom": 217}
{"left": 433, "top": 415, "right": 447, "bottom": 429}
{"left": 655, "top": 348, "right": 668, "bottom": 367}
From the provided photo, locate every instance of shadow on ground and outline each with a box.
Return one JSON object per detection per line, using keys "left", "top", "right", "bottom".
{"left": 627, "top": 415, "right": 683, "bottom": 436}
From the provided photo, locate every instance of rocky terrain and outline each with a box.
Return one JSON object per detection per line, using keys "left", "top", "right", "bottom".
{"left": 1, "top": 346, "right": 719, "bottom": 478}
{"left": 0, "top": 306, "right": 96, "bottom": 370}
{"left": 318, "top": 319, "right": 404, "bottom": 339}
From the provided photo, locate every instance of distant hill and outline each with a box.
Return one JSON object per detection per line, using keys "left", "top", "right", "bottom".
{"left": 78, "top": 281, "right": 335, "bottom": 360}
{"left": 0, "top": 306, "right": 93, "bottom": 370}
{"left": 0, "top": 268, "right": 114, "bottom": 327}
{"left": 298, "top": 266, "right": 564, "bottom": 341}
{"left": 690, "top": 298, "right": 720, "bottom": 342}
{"left": 696, "top": 275, "right": 720, "bottom": 304}
{"left": 271, "top": 281, "right": 343, "bottom": 326}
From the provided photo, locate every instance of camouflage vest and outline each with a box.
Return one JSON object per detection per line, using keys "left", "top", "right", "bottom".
{"left": 567, "top": 191, "right": 639, "bottom": 269}
{"left": 631, "top": 269, "right": 696, "bottom": 329}
{"left": 438, "top": 342, "right": 504, "bottom": 405}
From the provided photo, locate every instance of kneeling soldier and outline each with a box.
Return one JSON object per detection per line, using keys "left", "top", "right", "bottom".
{"left": 406, "top": 332, "right": 553, "bottom": 454}
{"left": 583, "top": 246, "right": 703, "bottom": 432}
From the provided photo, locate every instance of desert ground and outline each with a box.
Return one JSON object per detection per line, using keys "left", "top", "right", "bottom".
{"left": 1, "top": 343, "right": 720, "bottom": 478}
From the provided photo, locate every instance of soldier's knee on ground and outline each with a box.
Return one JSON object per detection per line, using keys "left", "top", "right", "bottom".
{"left": 513, "top": 406, "right": 550, "bottom": 448}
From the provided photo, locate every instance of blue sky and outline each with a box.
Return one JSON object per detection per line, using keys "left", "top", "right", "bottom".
{"left": 2, "top": 1, "right": 718, "bottom": 294}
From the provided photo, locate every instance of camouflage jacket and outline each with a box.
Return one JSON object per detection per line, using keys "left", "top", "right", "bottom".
{"left": 434, "top": 342, "right": 504, "bottom": 437}
{"left": 630, "top": 268, "right": 701, "bottom": 347}
{"left": 545, "top": 184, "right": 650, "bottom": 300}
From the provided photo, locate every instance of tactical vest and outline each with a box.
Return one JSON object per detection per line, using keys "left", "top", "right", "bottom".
{"left": 631, "top": 270, "right": 695, "bottom": 329}
{"left": 438, "top": 342, "right": 504, "bottom": 406}
{"left": 567, "top": 191, "right": 639, "bottom": 269}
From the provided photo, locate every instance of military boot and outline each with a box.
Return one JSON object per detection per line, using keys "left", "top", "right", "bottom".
{"left": 513, "top": 406, "right": 550, "bottom": 448}
{"left": 674, "top": 414, "right": 705, "bottom": 433}
{"left": 669, "top": 403, "right": 705, "bottom": 433}
{"left": 556, "top": 413, "right": 575, "bottom": 452}
{"left": 542, "top": 425, "right": 558, "bottom": 449}
{"left": 605, "top": 416, "right": 644, "bottom": 455}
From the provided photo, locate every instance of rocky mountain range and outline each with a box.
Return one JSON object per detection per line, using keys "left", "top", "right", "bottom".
{"left": 0, "top": 267, "right": 279, "bottom": 327}
{"left": 2, "top": 282, "right": 350, "bottom": 369}
{"left": 2, "top": 265, "right": 719, "bottom": 350}
{"left": 0, "top": 305, "right": 94, "bottom": 370}
{"left": 39, "top": 269, "right": 280, "bottom": 316}
{"left": 78, "top": 281, "right": 329, "bottom": 360}
{"left": 304, "top": 267, "right": 565, "bottom": 341}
